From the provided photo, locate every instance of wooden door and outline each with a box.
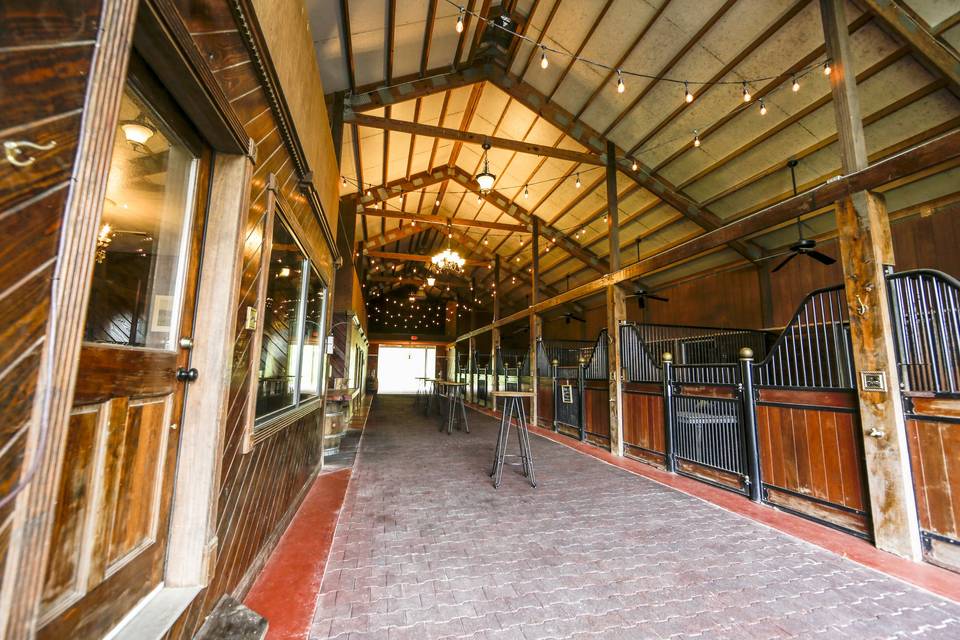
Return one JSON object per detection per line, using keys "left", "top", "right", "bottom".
{"left": 37, "top": 65, "right": 210, "bottom": 639}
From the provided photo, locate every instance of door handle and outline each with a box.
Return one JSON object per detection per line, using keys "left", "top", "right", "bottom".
{"left": 176, "top": 367, "right": 199, "bottom": 383}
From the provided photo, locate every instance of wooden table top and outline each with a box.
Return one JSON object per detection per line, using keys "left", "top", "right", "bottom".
{"left": 491, "top": 391, "right": 533, "bottom": 397}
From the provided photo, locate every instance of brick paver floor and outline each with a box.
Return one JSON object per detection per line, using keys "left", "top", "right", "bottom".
{"left": 310, "top": 395, "right": 960, "bottom": 639}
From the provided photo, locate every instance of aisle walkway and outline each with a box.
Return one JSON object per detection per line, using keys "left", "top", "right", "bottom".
{"left": 310, "top": 396, "right": 959, "bottom": 639}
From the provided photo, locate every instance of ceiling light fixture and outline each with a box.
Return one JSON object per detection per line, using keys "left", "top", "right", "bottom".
{"left": 684, "top": 82, "right": 693, "bottom": 103}
{"left": 120, "top": 113, "right": 156, "bottom": 152}
{"left": 475, "top": 142, "right": 495, "bottom": 192}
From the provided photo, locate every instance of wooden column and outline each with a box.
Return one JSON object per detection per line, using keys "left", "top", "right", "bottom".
{"left": 606, "top": 140, "right": 621, "bottom": 272}
{"left": 821, "top": 0, "right": 921, "bottom": 560}
{"left": 468, "top": 335, "right": 476, "bottom": 405}
{"left": 530, "top": 313, "right": 542, "bottom": 428}
{"left": 606, "top": 285, "right": 626, "bottom": 456}
{"left": 531, "top": 217, "right": 540, "bottom": 304}
{"left": 491, "top": 256, "right": 501, "bottom": 394}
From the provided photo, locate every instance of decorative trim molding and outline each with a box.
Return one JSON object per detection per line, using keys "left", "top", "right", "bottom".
{"left": 228, "top": 0, "right": 341, "bottom": 266}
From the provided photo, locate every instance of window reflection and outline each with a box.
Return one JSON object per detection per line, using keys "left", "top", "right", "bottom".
{"left": 83, "top": 85, "right": 198, "bottom": 349}
{"left": 255, "top": 218, "right": 327, "bottom": 422}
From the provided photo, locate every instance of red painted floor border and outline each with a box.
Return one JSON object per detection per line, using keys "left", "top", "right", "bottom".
{"left": 466, "top": 402, "right": 960, "bottom": 603}
{"left": 244, "top": 468, "right": 351, "bottom": 639}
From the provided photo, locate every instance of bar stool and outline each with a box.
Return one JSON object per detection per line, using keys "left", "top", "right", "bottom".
{"left": 440, "top": 382, "right": 469, "bottom": 435}
{"left": 490, "top": 391, "right": 536, "bottom": 489}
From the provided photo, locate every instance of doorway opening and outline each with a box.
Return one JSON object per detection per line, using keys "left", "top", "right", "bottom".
{"left": 377, "top": 346, "right": 436, "bottom": 394}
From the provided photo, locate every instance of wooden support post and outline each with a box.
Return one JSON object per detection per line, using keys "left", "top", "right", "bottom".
{"left": 530, "top": 313, "right": 542, "bottom": 428}
{"left": 606, "top": 140, "right": 621, "bottom": 273}
{"left": 606, "top": 285, "right": 626, "bottom": 456}
{"left": 468, "top": 335, "right": 476, "bottom": 405}
{"left": 821, "top": 0, "right": 921, "bottom": 560}
{"left": 492, "top": 255, "right": 501, "bottom": 394}
{"left": 531, "top": 217, "right": 540, "bottom": 305}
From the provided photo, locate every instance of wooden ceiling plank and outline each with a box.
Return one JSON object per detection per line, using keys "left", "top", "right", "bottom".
{"left": 546, "top": 0, "right": 616, "bottom": 101}
{"left": 628, "top": 0, "right": 812, "bottom": 156}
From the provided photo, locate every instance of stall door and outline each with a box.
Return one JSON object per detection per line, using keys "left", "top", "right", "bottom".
{"left": 38, "top": 76, "right": 209, "bottom": 638}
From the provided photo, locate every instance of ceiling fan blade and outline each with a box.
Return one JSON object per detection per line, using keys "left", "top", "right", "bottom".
{"left": 565, "top": 316, "right": 571, "bottom": 324}
{"left": 771, "top": 252, "right": 799, "bottom": 273}
{"left": 805, "top": 250, "right": 837, "bottom": 266}
{"left": 646, "top": 294, "right": 669, "bottom": 302}
{"left": 637, "top": 296, "right": 646, "bottom": 309}
{"left": 570, "top": 315, "right": 586, "bottom": 323}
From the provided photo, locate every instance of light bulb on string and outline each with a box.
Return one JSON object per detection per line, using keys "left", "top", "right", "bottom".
{"left": 823, "top": 60, "right": 832, "bottom": 76}
{"left": 341, "top": 176, "right": 347, "bottom": 186}
{"left": 759, "top": 99, "right": 767, "bottom": 116}
{"left": 631, "top": 158, "right": 638, "bottom": 171}
{"left": 684, "top": 82, "right": 693, "bottom": 103}
{"left": 616, "top": 69, "right": 625, "bottom": 94}
{"left": 575, "top": 173, "right": 581, "bottom": 188}
{"left": 455, "top": 8, "right": 464, "bottom": 33}
{"left": 523, "top": 184, "right": 529, "bottom": 198}
{"left": 693, "top": 130, "right": 701, "bottom": 148}
{"left": 540, "top": 46, "right": 548, "bottom": 69}
{"left": 792, "top": 76, "right": 800, "bottom": 92}
{"left": 742, "top": 82, "right": 751, "bottom": 102}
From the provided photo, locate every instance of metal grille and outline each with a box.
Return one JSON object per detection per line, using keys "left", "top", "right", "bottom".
{"left": 673, "top": 393, "right": 747, "bottom": 485}
{"left": 673, "top": 363, "right": 738, "bottom": 385}
{"left": 754, "top": 285, "right": 854, "bottom": 389}
{"left": 620, "top": 322, "right": 770, "bottom": 383}
{"left": 888, "top": 269, "right": 960, "bottom": 395}
{"left": 583, "top": 331, "right": 608, "bottom": 380}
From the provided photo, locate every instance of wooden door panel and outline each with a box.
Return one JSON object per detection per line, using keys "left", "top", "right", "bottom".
{"left": 72, "top": 346, "right": 177, "bottom": 405}
{"left": 104, "top": 398, "right": 170, "bottom": 572}
{"left": 40, "top": 407, "right": 101, "bottom": 618}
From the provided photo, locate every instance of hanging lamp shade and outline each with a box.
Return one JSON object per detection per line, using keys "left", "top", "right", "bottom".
{"left": 475, "top": 142, "right": 495, "bottom": 193}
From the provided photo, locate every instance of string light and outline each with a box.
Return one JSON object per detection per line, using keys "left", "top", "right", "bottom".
{"left": 616, "top": 69, "right": 625, "bottom": 94}
{"left": 523, "top": 184, "right": 529, "bottom": 198}
{"left": 684, "top": 82, "right": 693, "bottom": 103}
{"left": 792, "top": 76, "right": 800, "bottom": 92}
{"left": 631, "top": 158, "right": 638, "bottom": 171}
{"left": 341, "top": 176, "right": 347, "bottom": 186}
{"left": 540, "top": 46, "right": 548, "bottom": 69}
{"left": 693, "top": 130, "right": 701, "bottom": 148}
{"left": 455, "top": 8, "right": 464, "bottom": 33}
{"left": 823, "top": 60, "right": 832, "bottom": 76}
{"left": 759, "top": 99, "right": 767, "bottom": 116}
{"left": 742, "top": 82, "right": 751, "bottom": 102}
{"left": 575, "top": 174, "right": 581, "bottom": 188}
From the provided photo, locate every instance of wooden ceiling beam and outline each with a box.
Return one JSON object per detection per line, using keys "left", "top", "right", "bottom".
{"left": 358, "top": 209, "right": 527, "bottom": 232}
{"left": 363, "top": 225, "right": 428, "bottom": 251}
{"left": 345, "top": 112, "right": 604, "bottom": 165}
{"left": 342, "top": 166, "right": 456, "bottom": 209}
{"left": 364, "top": 250, "right": 490, "bottom": 267}
{"left": 346, "top": 63, "right": 490, "bottom": 112}
{"left": 486, "top": 65, "right": 762, "bottom": 263}
{"left": 859, "top": 0, "right": 960, "bottom": 92}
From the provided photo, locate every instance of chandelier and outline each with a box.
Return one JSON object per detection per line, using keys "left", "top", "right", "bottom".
{"left": 431, "top": 224, "right": 465, "bottom": 274}
{"left": 476, "top": 141, "right": 495, "bottom": 192}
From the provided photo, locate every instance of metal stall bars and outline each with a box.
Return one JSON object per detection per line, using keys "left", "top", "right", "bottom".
{"left": 474, "top": 352, "right": 491, "bottom": 406}
{"left": 540, "top": 334, "right": 608, "bottom": 443}
{"left": 888, "top": 268, "right": 960, "bottom": 569}
{"left": 751, "top": 284, "right": 871, "bottom": 537}
{"left": 618, "top": 323, "right": 772, "bottom": 471}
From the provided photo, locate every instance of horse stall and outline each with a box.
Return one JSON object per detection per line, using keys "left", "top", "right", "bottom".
{"left": 540, "top": 334, "right": 611, "bottom": 448}
{"left": 889, "top": 269, "right": 960, "bottom": 571}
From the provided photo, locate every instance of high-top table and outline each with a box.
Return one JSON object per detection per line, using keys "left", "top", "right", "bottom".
{"left": 434, "top": 380, "right": 468, "bottom": 435}
{"left": 490, "top": 391, "right": 536, "bottom": 489}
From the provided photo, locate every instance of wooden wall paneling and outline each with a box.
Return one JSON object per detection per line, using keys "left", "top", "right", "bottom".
{"left": 621, "top": 386, "right": 665, "bottom": 466}
{"left": 0, "top": 0, "right": 138, "bottom": 636}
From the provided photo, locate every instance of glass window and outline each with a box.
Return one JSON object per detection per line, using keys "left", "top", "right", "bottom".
{"left": 255, "top": 217, "right": 327, "bottom": 422}
{"left": 83, "top": 84, "right": 199, "bottom": 350}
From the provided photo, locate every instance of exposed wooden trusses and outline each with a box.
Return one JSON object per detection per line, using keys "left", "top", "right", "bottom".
{"left": 859, "top": 0, "right": 960, "bottom": 92}
{"left": 364, "top": 250, "right": 489, "bottom": 267}
{"left": 357, "top": 209, "right": 526, "bottom": 232}
{"left": 344, "top": 112, "right": 605, "bottom": 165}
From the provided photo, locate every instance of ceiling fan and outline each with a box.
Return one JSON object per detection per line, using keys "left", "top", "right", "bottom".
{"left": 770, "top": 160, "right": 837, "bottom": 273}
{"left": 558, "top": 312, "right": 585, "bottom": 324}
{"left": 625, "top": 290, "right": 669, "bottom": 309}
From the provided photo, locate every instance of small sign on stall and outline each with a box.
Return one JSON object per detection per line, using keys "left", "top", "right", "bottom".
{"left": 561, "top": 384, "right": 574, "bottom": 403}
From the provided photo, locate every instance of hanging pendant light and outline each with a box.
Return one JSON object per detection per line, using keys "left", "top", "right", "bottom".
{"left": 475, "top": 141, "right": 496, "bottom": 192}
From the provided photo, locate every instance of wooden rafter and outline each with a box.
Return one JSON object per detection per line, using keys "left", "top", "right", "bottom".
{"left": 486, "top": 64, "right": 762, "bottom": 263}
{"left": 363, "top": 225, "right": 427, "bottom": 251}
{"left": 345, "top": 112, "right": 604, "bottom": 165}
{"left": 347, "top": 63, "right": 489, "bottom": 112}
{"left": 859, "top": 0, "right": 960, "bottom": 92}
{"left": 342, "top": 166, "right": 456, "bottom": 209}
{"left": 357, "top": 209, "right": 527, "bottom": 232}
{"left": 365, "top": 250, "right": 490, "bottom": 267}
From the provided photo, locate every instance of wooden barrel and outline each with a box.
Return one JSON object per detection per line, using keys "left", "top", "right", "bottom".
{"left": 323, "top": 409, "right": 346, "bottom": 456}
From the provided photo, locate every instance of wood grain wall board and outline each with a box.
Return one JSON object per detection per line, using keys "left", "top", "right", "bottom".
{"left": 0, "top": 116, "right": 80, "bottom": 211}
{"left": 0, "top": 44, "right": 94, "bottom": 131}
{"left": 172, "top": 0, "right": 237, "bottom": 34}
{"left": 583, "top": 385, "right": 610, "bottom": 441}
{"left": 757, "top": 402, "right": 869, "bottom": 515}
{"left": 0, "top": 1, "right": 101, "bottom": 47}
{"left": 621, "top": 390, "right": 665, "bottom": 455}
{"left": 907, "top": 419, "right": 960, "bottom": 540}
